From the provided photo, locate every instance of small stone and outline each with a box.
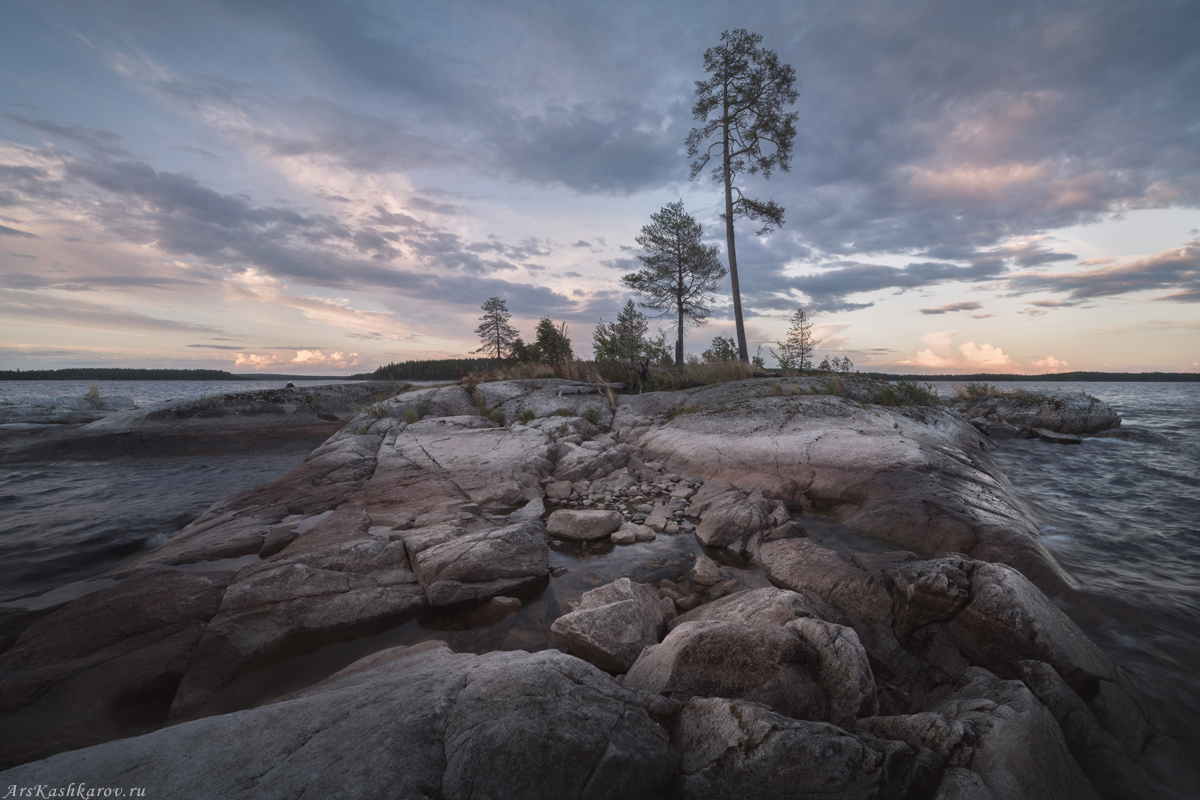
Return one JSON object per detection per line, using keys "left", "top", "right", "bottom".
{"left": 664, "top": 522, "right": 679, "bottom": 535}
{"left": 633, "top": 526, "right": 656, "bottom": 543}
{"left": 545, "top": 481, "right": 573, "bottom": 500}
{"left": 610, "top": 527, "right": 637, "bottom": 545}
{"left": 691, "top": 554, "right": 724, "bottom": 586}
{"left": 551, "top": 566, "right": 568, "bottom": 577}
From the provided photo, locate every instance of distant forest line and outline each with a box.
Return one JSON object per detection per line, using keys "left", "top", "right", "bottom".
{"left": 0, "top": 368, "right": 360, "bottom": 381}
{"left": 866, "top": 371, "right": 1200, "bottom": 382}
{"left": 2, "top": 365, "right": 1197, "bottom": 383}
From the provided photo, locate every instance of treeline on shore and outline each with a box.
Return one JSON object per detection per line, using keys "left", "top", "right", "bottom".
{"left": 352, "top": 359, "right": 515, "bottom": 382}
{"left": 866, "top": 371, "right": 1200, "bottom": 382}
{"left": 4, "top": 365, "right": 1197, "bottom": 383}
{"left": 0, "top": 368, "right": 359, "bottom": 381}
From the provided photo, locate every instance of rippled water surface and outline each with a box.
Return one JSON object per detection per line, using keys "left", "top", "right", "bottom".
{"left": 932, "top": 381, "right": 1200, "bottom": 751}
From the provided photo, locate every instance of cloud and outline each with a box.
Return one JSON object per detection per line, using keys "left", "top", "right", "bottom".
{"left": 0, "top": 291, "right": 224, "bottom": 334}
{"left": 0, "top": 223, "right": 37, "bottom": 238}
{"left": 898, "top": 349, "right": 954, "bottom": 368}
{"left": 291, "top": 349, "right": 360, "bottom": 368}
{"left": 1007, "top": 238, "right": 1200, "bottom": 301}
{"left": 920, "top": 301, "right": 984, "bottom": 315}
{"left": 234, "top": 353, "right": 283, "bottom": 369}
{"left": 1032, "top": 355, "right": 1069, "bottom": 369}
{"left": 959, "top": 341, "right": 1013, "bottom": 367}
{"left": 897, "top": 330, "right": 1013, "bottom": 369}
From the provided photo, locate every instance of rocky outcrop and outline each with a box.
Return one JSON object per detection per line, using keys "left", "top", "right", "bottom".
{"left": 0, "top": 642, "right": 679, "bottom": 800}
{"left": 0, "top": 394, "right": 136, "bottom": 425}
{"left": 614, "top": 378, "right": 1072, "bottom": 594}
{"left": 954, "top": 390, "right": 1121, "bottom": 436}
{"left": 0, "top": 381, "right": 406, "bottom": 460}
{"left": 1, "top": 377, "right": 1191, "bottom": 798}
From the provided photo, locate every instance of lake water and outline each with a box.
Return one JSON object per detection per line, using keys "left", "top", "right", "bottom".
{"left": 1, "top": 379, "right": 1196, "bottom": 751}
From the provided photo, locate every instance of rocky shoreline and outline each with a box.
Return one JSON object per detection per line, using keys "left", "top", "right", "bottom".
{"left": 0, "top": 377, "right": 1193, "bottom": 798}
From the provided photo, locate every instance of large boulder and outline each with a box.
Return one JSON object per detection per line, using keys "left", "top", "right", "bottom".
{"left": 931, "top": 668, "right": 1101, "bottom": 800}
{"left": 624, "top": 620, "right": 828, "bottom": 721}
{"left": 937, "top": 563, "right": 1113, "bottom": 698}
{"left": 547, "top": 509, "right": 623, "bottom": 542}
{"left": 668, "top": 586, "right": 840, "bottom": 631}
{"left": 672, "top": 696, "right": 937, "bottom": 800}
{"left": 550, "top": 579, "right": 671, "bottom": 672}
{"left": 787, "top": 617, "right": 878, "bottom": 726}
{"left": 0, "top": 642, "right": 679, "bottom": 800}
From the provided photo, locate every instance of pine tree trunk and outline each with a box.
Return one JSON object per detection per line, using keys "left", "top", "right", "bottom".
{"left": 722, "top": 88, "right": 749, "bottom": 363}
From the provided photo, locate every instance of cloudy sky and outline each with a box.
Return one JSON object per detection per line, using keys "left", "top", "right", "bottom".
{"left": 2, "top": 0, "right": 1198, "bottom": 375}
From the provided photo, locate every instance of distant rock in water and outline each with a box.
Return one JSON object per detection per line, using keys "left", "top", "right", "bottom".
{"left": 953, "top": 389, "right": 1121, "bottom": 436}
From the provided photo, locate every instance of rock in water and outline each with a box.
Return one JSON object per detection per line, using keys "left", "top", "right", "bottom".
{"left": 546, "top": 509, "right": 623, "bottom": 541}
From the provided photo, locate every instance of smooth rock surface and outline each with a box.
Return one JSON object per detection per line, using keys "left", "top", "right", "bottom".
{"left": 550, "top": 578, "right": 670, "bottom": 673}
{"left": 1, "top": 642, "right": 678, "bottom": 800}
{"left": 624, "top": 620, "right": 828, "bottom": 720}
{"left": 547, "top": 509, "right": 623, "bottom": 541}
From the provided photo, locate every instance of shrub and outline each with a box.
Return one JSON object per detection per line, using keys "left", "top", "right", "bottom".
{"left": 403, "top": 410, "right": 421, "bottom": 424}
{"left": 517, "top": 409, "right": 535, "bottom": 423}
{"left": 83, "top": 381, "right": 102, "bottom": 408}
{"left": 196, "top": 393, "right": 223, "bottom": 409}
{"left": 582, "top": 405, "right": 603, "bottom": 425}
{"left": 876, "top": 380, "right": 940, "bottom": 407}
{"left": 355, "top": 400, "right": 390, "bottom": 419}
{"left": 488, "top": 409, "right": 505, "bottom": 425}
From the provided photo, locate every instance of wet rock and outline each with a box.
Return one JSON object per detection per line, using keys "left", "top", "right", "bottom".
{"left": 690, "top": 554, "right": 724, "bottom": 585}
{"left": 1018, "top": 660, "right": 1198, "bottom": 800}
{"left": 938, "top": 563, "right": 1113, "bottom": 698}
{"left": 673, "top": 697, "right": 932, "bottom": 800}
{"left": 1, "top": 643, "right": 677, "bottom": 800}
{"left": 624, "top": 620, "right": 828, "bottom": 721}
{"left": 932, "top": 667, "right": 1100, "bottom": 800}
{"left": 0, "top": 570, "right": 232, "bottom": 767}
{"left": 466, "top": 596, "right": 523, "bottom": 628}
{"left": 546, "top": 509, "right": 623, "bottom": 542}
{"left": 1031, "top": 427, "right": 1084, "bottom": 445}
{"left": 550, "top": 578, "right": 670, "bottom": 673}
{"left": 610, "top": 526, "right": 637, "bottom": 545}
{"left": 952, "top": 391, "right": 1120, "bottom": 435}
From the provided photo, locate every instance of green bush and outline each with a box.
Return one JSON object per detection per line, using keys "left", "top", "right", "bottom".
{"left": 582, "top": 405, "right": 603, "bottom": 425}
{"left": 875, "top": 380, "right": 940, "bottom": 407}
{"left": 517, "top": 409, "right": 535, "bottom": 423}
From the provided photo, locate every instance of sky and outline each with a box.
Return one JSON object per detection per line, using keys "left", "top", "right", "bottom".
{"left": 2, "top": 0, "right": 1198, "bottom": 375}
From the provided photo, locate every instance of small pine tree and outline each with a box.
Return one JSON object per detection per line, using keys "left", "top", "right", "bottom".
{"left": 472, "top": 297, "right": 518, "bottom": 359}
{"left": 534, "top": 317, "right": 572, "bottom": 365}
{"left": 771, "top": 306, "right": 821, "bottom": 374}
